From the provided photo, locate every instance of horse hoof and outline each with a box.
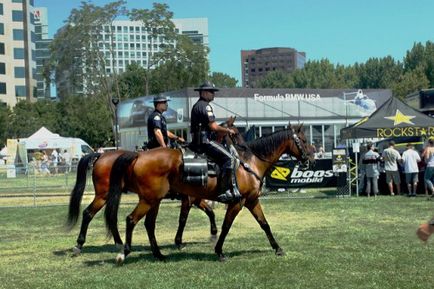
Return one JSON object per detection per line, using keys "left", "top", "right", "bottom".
{"left": 176, "top": 243, "right": 186, "bottom": 251}
{"left": 275, "top": 248, "right": 285, "bottom": 256}
{"left": 210, "top": 234, "right": 217, "bottom": 243}
{"left": 72, "top": 246, "right": 81, "bottom": 256}
{"left": 218, "top": 254, "right": 227, "bottom": 262}
{"left": 155, "top": 254, "right": 167, "bottom": 261}
{"left": 116, "top": 253, "right": 125, "bottom": 265}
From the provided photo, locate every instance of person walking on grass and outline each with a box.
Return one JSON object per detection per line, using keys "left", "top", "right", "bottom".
{"left": 362, "top": 143, "right": 381, "bottom": 197}
{"left": 402, "top": 143, "right": 421, "bottom": 197}
{"left": 382, "top": 140, "right": 402, "bottom": 196}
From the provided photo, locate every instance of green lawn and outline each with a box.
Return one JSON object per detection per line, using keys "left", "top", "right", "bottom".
{"left": 1, "top": 197, "right": 434, "bottom": 289}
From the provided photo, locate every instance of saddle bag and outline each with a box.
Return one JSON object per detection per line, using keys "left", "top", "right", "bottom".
{"left": 182, "top": 150, "right": 208, "bottom": 186}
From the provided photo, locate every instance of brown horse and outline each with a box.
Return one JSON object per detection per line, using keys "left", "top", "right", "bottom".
{"left": 66, "top": 117, "right": 242, "bottom": 255}
{"left": 104, "top": 124, "right": 315, "bottom": 263}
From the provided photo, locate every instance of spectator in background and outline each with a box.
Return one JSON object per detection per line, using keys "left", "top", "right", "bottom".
{"left": 62, "top": 149, "right": 71, "bottom": 173}
{"left": 402, "top": 143, "right": 421, "bottom": 197}
{"left": 363, "top": 143, "right": 381, "bottom": 197}
{"left": 51, "top": 149, "right": 59, "bottom": 175}
{"left": 382, "top": 140, "right": 402, "bottom": 196}
{"left": 358, "top": 143, "right": 368, "bottom": 195}
{"left": 41, "top": 151, "right": 51, "bottom": 176}
{"left": 422, "top": 139, "right": 434, "bottom": 197}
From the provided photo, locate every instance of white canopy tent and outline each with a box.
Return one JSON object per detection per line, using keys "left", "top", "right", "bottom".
{"left": 21, "top": 127, "right": 72, "bottom": 149}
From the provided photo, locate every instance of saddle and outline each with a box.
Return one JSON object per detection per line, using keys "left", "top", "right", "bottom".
{"left": 181, "top": 145, "right": 239, "bottom": 187}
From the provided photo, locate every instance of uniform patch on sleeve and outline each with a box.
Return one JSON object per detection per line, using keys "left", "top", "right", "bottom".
{"left": 207, "top": 111, "right": 214, "bottom": 116}
{"left": 206, "top": 105, "right": 212, "bottom": 112}
{"left": 154, "top": 115, "right": 161, "bottom": 121}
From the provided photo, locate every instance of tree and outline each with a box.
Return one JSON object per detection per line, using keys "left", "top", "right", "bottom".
{"left": 57, "top": 96, "right": 113, "bottom": 148}
{"left": 209, "top": 72, "right": 238, "bottom": 88}
{"left": 392, "top": 66, "right": 430, "bottom": 99}
{"left": 292, "top": 59, "right": 344, "bottom": 88}
{"left": 355, "top": 56, "right": 403, "bottom": 89}
{"left": 117, "top": 63, "right": 147, "bottom": 99}
{"left": 255, "top": 70, "right": 294, "bottom": 88}
{"left": 0, "top": 104, "right": 9, "bottom": 147}
{"left": 148, "top": 35, "right": 209, "bottom": 93}
{"left": 7, "top": 100, "right": 60, "bottom": 139}
{"left": 404, "top": 41, "right": 434, "bottom": 87}
{"left": 129, "top": 3, "right": 177, "bottom": 95}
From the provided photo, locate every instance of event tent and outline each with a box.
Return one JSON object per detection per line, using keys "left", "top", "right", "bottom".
{"left": 21, "top": 127, "right": 71, "bottom": 149}
{"left": 340, "top": 96, "right": 434, "bottom": 139}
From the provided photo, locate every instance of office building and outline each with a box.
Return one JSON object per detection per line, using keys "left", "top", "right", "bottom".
{"left": 99, "top": 18, "right": 208, "bottom": 75}
{"left": 241, "top": 47, "right": 306, "bottom": 88}
{"left": 34, "top": 7, "right": 52, "bottom": 98}
{"left": 0, "top": 0, "right": 37, "bottom": 107}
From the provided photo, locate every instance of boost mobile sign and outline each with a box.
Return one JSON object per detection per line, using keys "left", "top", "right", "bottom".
{"left": 266, "top": 159, "right": 336, "bottom": 188}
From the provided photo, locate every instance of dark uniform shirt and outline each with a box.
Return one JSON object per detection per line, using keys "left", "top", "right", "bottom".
{"left": 191, "top": 98, "right": 216, "bottom": 142}
{"left": 147, "top": 110, "right": 168, "bottom": 149}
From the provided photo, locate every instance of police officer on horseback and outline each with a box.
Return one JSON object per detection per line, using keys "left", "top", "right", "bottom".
{"left": 147, "top": 94, "right": 185, "bottom": 149}
{"left": 190, "top": 81, "right": 242, "bottom": 203}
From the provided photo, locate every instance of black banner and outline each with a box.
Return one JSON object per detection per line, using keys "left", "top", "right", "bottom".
{"left": 265, "top": 159, "right": 337, "bottom": 188}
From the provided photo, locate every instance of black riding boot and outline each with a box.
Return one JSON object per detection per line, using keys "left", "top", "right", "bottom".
{"left": 217, "top": 169, "right": 242, "bottom": 203}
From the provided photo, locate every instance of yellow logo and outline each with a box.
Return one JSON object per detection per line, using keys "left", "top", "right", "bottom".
{"left": 384, "top": 109, "right": 415, "bottom": 126}
{"left": 271, "top": 166, "right": 291, "bottom": 181}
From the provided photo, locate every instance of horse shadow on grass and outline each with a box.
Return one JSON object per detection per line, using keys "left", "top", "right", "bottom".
{"left": 52, "top": 241, "right": 216, "bottom": 257}
{"left": 81, "top": 248, "right": 267, "bottom": 267}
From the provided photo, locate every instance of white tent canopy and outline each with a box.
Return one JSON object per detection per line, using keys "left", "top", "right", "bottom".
{"left": 21, "top": 127, "right": 71, "bottom": 150}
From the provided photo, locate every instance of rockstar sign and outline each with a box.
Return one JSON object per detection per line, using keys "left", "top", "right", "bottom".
{"left": 377, "top": 109, "right": 434, "bottom": 138}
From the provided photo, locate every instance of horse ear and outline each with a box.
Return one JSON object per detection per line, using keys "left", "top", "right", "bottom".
{"left": 288, "top": 121, "right": 292, "bottom": 129}
{"left": 298, "top": 122, "right": 304, "bottom": 133}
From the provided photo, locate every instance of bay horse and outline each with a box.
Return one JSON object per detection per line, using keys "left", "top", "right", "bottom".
{"left": 66, "top": 117, "right": 242, "bottom": 255}
{"left": 104, "top": 124, "right": 315, "bottom": 263}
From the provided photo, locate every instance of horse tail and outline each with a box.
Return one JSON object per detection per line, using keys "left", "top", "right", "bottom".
{"left": 66, "top": 153, "right": 102, "bottom": 229}
{"left": 104, "top": 151, "right": 138, "bottom": 237}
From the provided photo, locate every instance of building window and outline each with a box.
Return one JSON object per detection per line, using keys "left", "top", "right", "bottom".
{"left": 0, "top": 82, "right": 6, "bottom": 94}
{"left": 12, "top": 0, "right": 24, "bottom": 3}
{"left": 12, "top": 10, "right": 24, "bottom": 22}
{"left": 14, "top": 48, "right": 25, "bottom": 59}
{"left": 14, "top": 67, "right": 25, "bottom": 78}
{"left": 0, "top": 63, "right": 5, "bottom": 74}
{"left": 13, "top": 29, "right": 24, "bottom": 40}
{"left": 0, "top": 23, "right": 4, "bottom": 35}
{"left": 15, "top": 85, "right": 26, "bottom": 97}
{"left": 0, "top": 4, "right": 3, "bottom": 15}
{"left": 0, "top": 43, "right": 5, "bottom": 55}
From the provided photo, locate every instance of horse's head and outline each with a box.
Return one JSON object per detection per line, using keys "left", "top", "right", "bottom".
{"left": 217, "top": 116, "right": 245, "bottom": 146}
{"left": 287, "top": 123, "right": 315, "bottom": 170}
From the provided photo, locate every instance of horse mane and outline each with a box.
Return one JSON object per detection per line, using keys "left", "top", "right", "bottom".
{"left": 237, "top": 126, "right": 301, "bottom": 161}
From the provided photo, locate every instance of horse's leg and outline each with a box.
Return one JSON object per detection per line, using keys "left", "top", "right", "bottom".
{"left": 117, "top": 199, "right": 151, "bottom": 265}
{"left": 174, "top": 196, "right": 193, "bottom": 249}
{"left": 73, "top": 197, "right": 106, "bottom": 255}
{"left": 245, "top": 199, "right": 284, "bottom": 256}
{"left": 214, "top": 201, "right": 244, "bottom": 262}
{"left": 195, "top": 199, "right": 218, "bottom": 241}
{"left": 144, "top": 202, "right": 165, "bottom": 260}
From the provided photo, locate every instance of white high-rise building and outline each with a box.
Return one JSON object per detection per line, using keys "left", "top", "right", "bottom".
{"left": 100, "top": 18, "right": 208, "bottom": 74}
{"left": 0, "top": 0, "right": 37, "bottom": 107}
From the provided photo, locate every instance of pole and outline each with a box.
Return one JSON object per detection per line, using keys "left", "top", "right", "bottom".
{"left": 112, "top": 96, "right": 120, "bottom": 150}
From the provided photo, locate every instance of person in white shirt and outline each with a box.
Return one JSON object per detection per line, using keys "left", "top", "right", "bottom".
{"left": 401, "top": 143, "right": 421, "bottom": 197}
{"left": 382, "top": 140, "right": 402, "bottom": 196}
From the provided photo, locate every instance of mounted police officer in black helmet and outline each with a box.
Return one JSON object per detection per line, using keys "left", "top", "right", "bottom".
{"left": 190, "top": 80, "right": 242, "bottom": 203}
{"left": 147, "top": 94, "right": 185, "bottom": 149}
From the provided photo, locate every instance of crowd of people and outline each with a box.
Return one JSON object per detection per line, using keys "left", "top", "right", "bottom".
{"left": 359, "top": 139, "right": 434, "bottom": 197}
{"left": 32, "top": 149, "right": 71, "bottom": 176}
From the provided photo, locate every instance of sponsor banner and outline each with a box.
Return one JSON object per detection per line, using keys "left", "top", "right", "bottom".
{"left": 265, "top": 159, "right": 336, "bottom": 188}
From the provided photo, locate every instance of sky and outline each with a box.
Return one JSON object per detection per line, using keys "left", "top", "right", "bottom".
{"left": 35, "top": 0, "right": 434, "bottom": 84}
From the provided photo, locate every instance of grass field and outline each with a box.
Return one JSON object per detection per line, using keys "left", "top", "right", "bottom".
{"left": 2, "top": 196, "right": 434, "bottom": 289}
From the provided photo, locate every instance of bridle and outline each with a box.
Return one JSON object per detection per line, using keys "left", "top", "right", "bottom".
{"left": 290, "top": 127, "right": 310, "bottom": 169}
